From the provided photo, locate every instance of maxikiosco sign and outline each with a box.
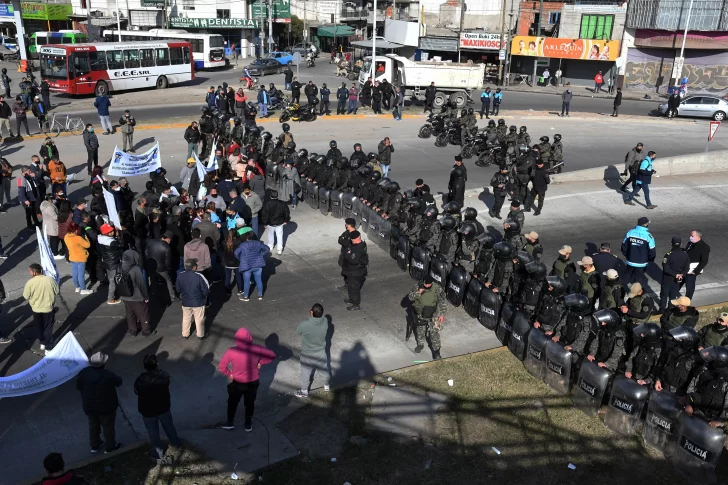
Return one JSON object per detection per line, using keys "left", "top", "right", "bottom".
{"left": 459, "top": 32, "right": 507, "bottom": 51}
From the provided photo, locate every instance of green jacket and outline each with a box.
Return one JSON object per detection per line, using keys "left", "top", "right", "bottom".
{"left": 296, "top": 315, "right": 328, "bottom": 354}
{"left": 408, "top": 283, "right": 447, "bottom": 322}
{"left": 23, "top": 274, "right": 59, "bottom": 313}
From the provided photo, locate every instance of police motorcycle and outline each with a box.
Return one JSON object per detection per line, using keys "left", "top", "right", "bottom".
{"left": 279, "top": 99, "right": 318, "bottom": 123}
{"left": 461, "top": 131, "right": 488, "bottom": 160}
{"left": 434, "top": 119, "right": 462, "bottom": 147}
{"left": 418, "top": 112, "right": 448, "bottom": 139}
{"left": 306, "top": 48, "right": 316, "bottom": 68}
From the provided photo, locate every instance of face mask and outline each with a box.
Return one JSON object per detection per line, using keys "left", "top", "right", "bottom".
{"left": 89, "top": 128, "right": 94, "bottom": 133}
{"left": 715, "top": 322, "right": 728, "bottom": 332}
{"left": 113, "top": 187, "right": 120, "bottom": 191}
{"left": 689, "top": 236, "right": 697, "bottom": 243}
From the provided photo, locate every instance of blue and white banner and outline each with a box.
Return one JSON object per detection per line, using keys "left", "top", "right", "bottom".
{"left": 102, "top": 188, "right": 122, "bottom": 229}
{"left": 37, "top": 226, "right": 59, "bottom": 285}
{"left": 0, "top": 333, "right": 89, "bottom": 397}
{"left": 194, "top": 147, "right": 218, "bottom": 182}
{"left": 108, "top": 142, "right": 161, "bottom": 177}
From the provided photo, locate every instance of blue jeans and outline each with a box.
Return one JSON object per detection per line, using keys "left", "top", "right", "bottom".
{"left": 250, "top": 215, "right": 259, "bottom": 238}
{"left": 381, "top": 164, "right": 390, "bottom": 177}
{"left": 285, "top": 82, "right": 291, "bottom": 90}
{"left": 241, "top": 267, "right": 264, "bottom": 297}
{"left": 392, "top": 106, "right": 401, "bottom": 119}
{"left": 259, "top": 103, "right": 268, "bottom": 117}
{"left": 347, "top": 99, "right": 357, "bottom": 114}
{"left": 292, "top": 192, "right": 297, "bottom": 206}
{"left": 142, "top": 412, "right": 181, "bottom": 458}
{"left": 224, "top": 267, "right": 238, "bottom": 291}
{"left": 628, "top": 183, "right": 652, "bottom": 206}
{"left": 71, "top": 261, "right": 86, "bottom": 290}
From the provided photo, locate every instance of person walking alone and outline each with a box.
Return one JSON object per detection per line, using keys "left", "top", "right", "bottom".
{"left": 83, "top": 124, "right": 99, "bottom": 175}
{"left": 529, "top": 158, "right": 550, "bottom": 216}
{"left": 23, "top": 263, "right": 59, "bottom": 354}
{"left": 594, "top": 71, "right": 603, "bottom": 92}
{"left": 620, "top": 142, "right": 643, "bottom": 193}
{"left": 294, "top": 303, "right": 331, "bottom": 398}
{"left": 560, "top": 89, "right": 572, "bottom": 117}
{"left": 624, "top": 150, "right": 658, "bottom": 209}
{"left": 612, "top": 87, "right": 622, "bottom": 117}
{"left": 424, "top": 82, "right": 436, "bottom": 113}
{"left": 341, "top": 230, "right": 368, "bottom": 311}
{"left": 94, "top": 93, "right": 113, "bottom": 135}
{"left": 392, "top": 86, "right": 403, "bottom": 120}
{"left": 260, "top": 190, "right": 290, "bottom": 255}
{"left": 378, "top": 137, "right": 394, "bottom": 178}
{"left": 119, "top": 110, "right": 136, "bottom": 152}
{"left": 76, "top": 352, "right": 123, "bottom": 454}
{"left": 218, "top": 327, "right": 276, "bottom": 431}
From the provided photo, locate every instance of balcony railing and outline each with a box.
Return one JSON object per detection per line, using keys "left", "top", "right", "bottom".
{"left": 627, "top": 0, "right": 728, "bottom": 30}
{"left": 340, "top": 8, "right": 366, "bottom": 20}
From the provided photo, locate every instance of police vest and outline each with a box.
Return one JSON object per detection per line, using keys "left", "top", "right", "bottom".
{"left": 525, "top": 242, "right": 542, "bottom": 258}
{"left": 475, "top": 249, "right": 493, "bottom": 275}
{"left": 491, "top": 259, "right": 509, "bottom": 287}
{"left": 561, "top": 312, "right": 586, "bottom": 346}
{"left": 439, "top": 229, "right": 457, "bottom": 255}
{"left": 694, "top": 372, "right": 728, "bottom": 420}
{"left": 701, "top": 325, "right": 728, "bottom": 348}
{"left": 595, "top": 328, "right": 619, "bottom": 363}
{"left": 632, "top": 344, "right": 660, "bottom": 378}
{"left": 578, "top": 271, "right": 599, "bottom": 300}
{"left": 419, "top": 220, "right": 436, "bottom": 243}
{"left": 600, "top": 283, "right": 621, "bottom": 311}
{"left": 662, "top": 348, "right": 696, "bottom": 390}
{"left": 537, "top": 294, "right": 563, "bottom": 329}
{"left": 628, "top": 294, "right": 650, "bottom": 324}
{"left": 413, "top": 288, "right": 438, "bottom": 319}
{"left": 518, "top": 278, "right": 542, "bottom": 307}
{"left": 662, "top": 310, "right": 694, "bottom": 331}
{"left": 551, "top": 258, "right": 575, "bottom": 280}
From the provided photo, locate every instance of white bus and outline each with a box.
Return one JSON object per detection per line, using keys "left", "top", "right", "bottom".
{"left": 102, "top": 29, "right": 225, "bottom": 69}
{"left": 40, "top": 41, "right": 194, "bottom": 96}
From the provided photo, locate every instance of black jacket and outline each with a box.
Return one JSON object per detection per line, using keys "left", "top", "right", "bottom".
{"left": 425, "top": 85, "right": 437, "bottom": 101}
{"left": 304, "top": 83, "right": 318, "bottom": 97}
{"left": 685, "top": 239, "right": 710, "bottom": 275}
{"left": 662, "top": 246, "right": 690, "bottom": 277}
{"left": 531, "top": 166, "right": 550, "bottom": 192}
{"left": 291, "top": 81, "right": 301, "bottom": 96}
{"left": 98, "top": 235, "right": 124, "bottom": 270}
{"left": 342, "top": 241, "right": 368, "bottom": 277}
{"left": 260, "top": 199, "right": 290, "bottom": 226}
{"left": 76, "top": 366, "right": 123, "bottom": 416}
{"left": 184, "top": 125, "right": 201, "bottom": 144}
{"left": 134, "top": 369, "right": 171, "bottom": 417}
{"left": 284, "top": 69, "right": 294, "bottom": 83}
{"left": 0, "top": 100, "right": 11, "bottom": 119}
{"left": 145, "top": 238, "right": 171, "bottom": 272}
{"left": 613, "top": 91, "right": 622, "bottom": 107}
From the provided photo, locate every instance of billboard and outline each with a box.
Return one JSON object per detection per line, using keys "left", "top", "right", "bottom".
{"left": 251, "top": 0, "right": 291, "bottom": 23}
{"left": 459, "top": 32, "right": 507, "bottom": 51}
{"left": 511, "top": 36, "right": 620, "bottom": 61}
{"left": 21, "top": 2, "right": 72, "bottom": 20}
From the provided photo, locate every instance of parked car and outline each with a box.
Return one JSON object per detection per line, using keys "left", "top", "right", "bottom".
{"left": 288, "top": 43, "right": 318, "bottom": 58}
{"left": 658, "top": 95, "right": 728, "bottom": 121}
{"left": 267, "top": 51, "right": 295, "bottom": 65}
{"left": 246, "top": 58, "right": 283, "bottom": 76}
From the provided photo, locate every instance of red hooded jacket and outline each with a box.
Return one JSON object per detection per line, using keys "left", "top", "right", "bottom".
{"left": 218, "top": 328, "right": 276, "bottom": 383}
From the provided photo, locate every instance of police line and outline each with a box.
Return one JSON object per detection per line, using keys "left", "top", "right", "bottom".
{"left": 268, "top": 172, "right": 726, "bottom": 482}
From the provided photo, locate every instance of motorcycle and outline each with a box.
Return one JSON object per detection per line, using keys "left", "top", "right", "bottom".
{"left": 280, "top": 101, "right": 318, "bottom": 123}
{"left": 418, "top": 113, "right": 447, "bottom": 139}
{"left": 434, "top": 121, "right": 462, "bottom": 147}
{"left": 239, "top": 75, "right": 258, "bottom": 89}
{"left": 475, "top": 143, "right": 503, "bottom": 167}
{"left": 461, "top": 132, "right": 488, "bottom": 159}
{"left": 306, "top": 52, "right": 315, "bottom": 68}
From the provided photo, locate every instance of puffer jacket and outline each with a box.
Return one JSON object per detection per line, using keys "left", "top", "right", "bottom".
{"left": 145, "top": 238, "right": 171, "bottom": 272}
{"left": 97, "top": 235, "right": 124, "bottom": 270}
{"left": 76, "top": 366, "right": 123, "bottom": 416}
{"left": 41, "top": 200, "right": 59, "bottom": 236}
{"left": 134, "top": 368, "right": 171, "bottom": 417}
{"left": 234, "top": 240, "right": 269, "bottom": 272}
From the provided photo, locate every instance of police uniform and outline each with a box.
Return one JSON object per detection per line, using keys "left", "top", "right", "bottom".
{"left": 341, "top": 234, "right": 368, "bottom": 310}
{"left": 586, "top": 311, "right": 627, "bottom": 373}
{"left": 408, "top": 280, "right": 448, "bottom": 359}
{"left": 659, "top": 237, "right": 690, "bottom": 312}
{"left": 489, "top": 169, "right": 509, "bottom": 219}
{"left": 686, "top": 346, "right": 728, "bottom": 422}
{"left": 625, "top": 323, "right": 662, "bottom": 385}
{"left": 506, "top": 206, "right": 525, "bottom": 233}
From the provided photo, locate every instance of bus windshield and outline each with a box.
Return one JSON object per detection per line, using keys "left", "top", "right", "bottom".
{"left": 40, "top": 55, "right": 68, "bottom": 80}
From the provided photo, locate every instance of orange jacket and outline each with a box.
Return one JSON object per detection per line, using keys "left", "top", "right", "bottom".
{"left": 48, "top": 159, "right": 67, "bottom": 183}
{"left": 64, "top": 233, "right": 90, "bottom": 262}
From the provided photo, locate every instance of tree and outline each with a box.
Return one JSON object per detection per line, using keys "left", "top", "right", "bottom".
{"left": 290, "top": 15, "right": 304, "bottom": 44}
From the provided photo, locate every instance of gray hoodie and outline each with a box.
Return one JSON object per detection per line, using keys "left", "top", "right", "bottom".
{"left": 120, "top": 249, "right": 149, "bottom": 302}
{"left": 562, "top": 90, "right": 573, "bottom": 102}
{"left": 296, "top": 315, "right": 328, "bottom": 354}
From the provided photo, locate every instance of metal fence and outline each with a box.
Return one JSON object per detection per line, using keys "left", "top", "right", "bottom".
{"left": 627, "top": 0, "right": 728, "bottom": 31}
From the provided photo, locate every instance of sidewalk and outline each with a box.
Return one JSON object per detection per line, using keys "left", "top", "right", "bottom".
{"left": 501, "top": 82, "right": 666, "bottom": 103}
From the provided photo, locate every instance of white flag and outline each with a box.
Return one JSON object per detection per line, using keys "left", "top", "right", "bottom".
{"left": 102, "top": 187, "right": 122, "bottom": 229}
{"left": 194, "top": 150, "right": 219, "bottom": 182}
{"left": 36, "top": 226, "right": 59, "bottom": 285}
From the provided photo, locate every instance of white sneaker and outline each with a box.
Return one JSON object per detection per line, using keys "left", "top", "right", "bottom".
{"left": 53, "top": 255, "right": 65, "bottom": 260}
{"left": 277, "top": 248, "right": 283, "bottom": 255}
{"left": 75, "top": 288, "right": 81, "bottom": 293}
{"left": 80, "top": 289, "right": 94, "bottom": 295}
{"left": 324, "top": 385, "right": 330, "bottom": 392}
{"left": 40, "top": 344, "right": 46, "bottom": 351}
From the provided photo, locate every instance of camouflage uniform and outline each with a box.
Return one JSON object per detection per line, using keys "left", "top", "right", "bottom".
{"left": 506, "top": 208, "right": 525, "bottom": 232}
{"left": 486, "top": 258, "right": 515, "bottom": 297}
{"left": 456, "top": 238, "right": 480, "bottom": 273}
{"left": 408, "top": 282, "right": 448, "bottom": 351}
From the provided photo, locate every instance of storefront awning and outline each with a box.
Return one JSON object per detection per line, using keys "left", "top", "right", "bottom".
{"left": 317, "top": 25, "right": 355, "bottom": 37}
{"left": 351, "top": 39, "right": 401, "bottom": 49}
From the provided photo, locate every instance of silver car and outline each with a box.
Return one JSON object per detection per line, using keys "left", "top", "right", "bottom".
{"left": 658, "top": 95, "right": 728, "bottom": 121}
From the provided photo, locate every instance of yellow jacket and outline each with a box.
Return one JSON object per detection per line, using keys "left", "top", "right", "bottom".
{"left": 48, "top": 159, "right": 67, "bottom": 183}
{"left": 64, "top": 233, "right": 90, "bottom": 262}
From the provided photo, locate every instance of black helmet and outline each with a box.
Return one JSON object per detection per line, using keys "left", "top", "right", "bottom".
{"left": 633, "top": 323, "right": 663, "bottom": 345}
{"left": 442, "top": 201, "right": 462, "bottom": 215}
{"left": 504, "top": 218, "right": 521, "bottom": 234}
{"left": 462, "top": 207, "right": 478, "bottom": 221}
{"left": 309, "top": 152, "right": 319, "bottom": 161}
{"left": 467, "top": 108, "right": 474, "bottom": 115}
{"left": 262, "top": 131, "right": 273, "bottom": 140}
{"left": 452, "top": 166, "right": 466, "bottom": 178}
{"left": 357, "top": 166, "right": 370, "bottom": 176}
{"left": 554, "top": 134, "right": 562, "bottom": 142}
{"left": 288, "top": 141, "right": 296, "bottom": 151}
{"left": 386, "top": 181, "right": 400, "bottom": 193}
{"left": 297, "top": 148, "right": 308, "bottom": 158}
{"left": 488, "top": 120, "right": 496, "bottom": 127}
{"left": 403, "top": 189, "right": 414, "bottom": 199}
{"left": 316, "top": 155, "right": 326, "bottom": 165}
{"left": 440, "top": 215, "right": 458, "bottom": 231}
{"left": 1, "top": 68, "right": 6, "bottom": 74}
{"left": 367, "top": 152, "right": 378, "bottom": 160}
{"left": 476, "top": 232, "right": 494, "bottom": 248}
{"left": 340, "top": 156, "right": 349, "bottom": 165}
{"left": 460, "top": 109, "right": 467, "bottom": 117}
{"left": 668, "top": 326, "right": 699, "bottom": 351}
{"left": 519, "top": 126, "right": 527, "bottom": 133}
{"left": 539, "top": 136, "right": 549, "bottom": 143}
{"left": 423, "top": 206, "right": 439, "bottom": 220}
{"left": 249, "top": 126, "right": 260, "bottom": 136}
{"left": 497, "top": 119, "right": 505, "bottom": 126}
{"left": 516, "top": 250, "right": 532, "bottom": 265}
{"left": 525, "top": 261, "right": 547, "bottom": 278}
{"left": 509, "top": 125, "right": 517, "bottom": 132}
{"left": 370, "top": 172, "right": 382, "bottom": 183}
{"left": 493, "top": 241, "right": 514, "bottom": 260}
{"left": 330, "top": 140, "right": 337, "bottom": 148}
{"left": 394, "top": 193, "right": 404, "bottom": 205}
{"left": 201, "top": 105, "right": 209, "bottom": 113}
{"left": 593, "top": 309, "right": 622, "bottom": 331}
{"left": 377, "top": 177, "right": 391, "bottom": 188}
{"left": 564, "top": 294, "right": 591, "bottom": 314}
{"left": 458, "top": 221, "right": 477, "bottom": 238}
{"left": 282, "top": 123, "right": 290, "bottom": 132}
{"left": 327, "top": 157, "right": 335, "bottom": 167}
{"left": 700, "top": 346, "right": 728, "bottom": 369}
{"left": 545, "top": 276, "right": 567, "bottom": 295}
{"left": 350, "top": 158, "right": 361, "bottom": 169}
{"left": 408, "top": 198, "right": 423, "bottom": 211}
{"left": 233, "top": 116, "right": 241, "bottom": 124}
{"left": 353, "top": 143, "right": 362, "bottom": 150}
{"left": 247, "top": 101, "right": 255, "bottom": 110}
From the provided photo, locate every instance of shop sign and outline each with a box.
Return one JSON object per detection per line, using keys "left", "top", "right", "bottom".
{"left": 251, "top": 0, "right": 291, "bottom": 23}
{"left": 459, "top": 32, "right": 506, "bottom": 51}
{"left": 21, "top": 3, "right": 72, "bottom": 21}
{"left": 168, "top": 17, "right": 259, "bottom": 29}
{"left": 0, "top": 4, "right": 15, "bottom": 17}
{"left": 511, "top": 36, "right": 620, "bottom": 61}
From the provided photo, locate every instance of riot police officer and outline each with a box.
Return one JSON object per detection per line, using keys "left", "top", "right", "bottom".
{"left": 296, "top": 149, "right": 310, "bottom": 178}
{"left": 231, "top": 117, "right": 245, "bottom": 146}
{"left": 511, "top": 250, "right": 533, "bottom": 299}
{"left": 524, "top": 231, "right": 543, "bottom": 260}
{"left": 625, "top": 323, "right": 663, "bottom": 386}
{"left": 550, "top": 133, "right": 564, "bottom": 173}
{"left": 310, "top": 155, "right": 328, "bottom": 185}
{"left": 325, "top": 157, "right": 340, "bottom": 189}
{"left": 327, "top": 140, "right": 342, "bottom": 161}
{"left": 336, "top": 158, "right": 352, "bottom": 192}
{"left": 418, "top": 206, "right": 441, "bottom": 254}
{"left": 517, "top": 125, "right": 531, "bottom": 146}
{"left": 407, "top": 275, "right": 448, "bottom": 360}
{"left": 654, "top": 326, "right": 700, "bottom": 395}
{"left": 513, "top": 148, "right": 533, "bottom": 209}
{"left": 620, "top": 283, "right": 654, "bottom": 326}
{"left": 461, "top": 207, "right": 480, "bottom": 234}
{"left": 341, "top": 230, "right": 368, "bottom": 311}
{"left": 660, "top": 296, "right": 699, "bottom": 331}
{"left": 697, "top": 312, "right": 728, "bottom": 349}
{"left": 484, "top": 119, "right": 498, "bottom": 145}
{"left": 599, "top": 269, "right": 626, "bottom": 312}
{"left": 351, "top": 143, "right": 368, "bottom": 167}
{"left": 506, "top": 200, "right": 525, "bottom": 233}
{"left": 536, "top": 136, "right": 551, "bottom": 162}
{"left": 370, "top": 177, "right": 390, "bottom": 210}
{"left": 504, "top": 125, "right": 518, "bottom": 148}
{"left": 278, "top": 123, "right": 295, "bottom": 148}
{"left": 262, "top": 131, "right": 275, "bottom": 159}
{"left": 496, "top": 119, "right": 508, "bottom": 143}
{"left": 404, "top": 198, "right": 424, "bottom": 244}
{"left": 485, "top": 241, "right": 515, "bottom": 296}
{"left": 437, "top": 215, "right": 460, "bottom": 265}
{"left": 534, "top": 275, "right": 568, "bottom": 335}
{"left": 489, "top": 164, "right": 510, "bottom": 219}
{"left": 550, "top": 245, "right": 578, "bottom": 289}
{"left": 455, "top": 221, "right": 479, "bottom": 273}
{"left": 683, "top": 346, "right": 728, "bottom": 426}
{"left": 360, "top": 171, "right": 381, "bottom": 204}
{"left": 472, "top": 234, "right": 495, "bottom": 284}
{"left": 585, "top": 309, "right": 627, "bottom": 374}
{"left": 448, "top": 160, "right": 467, "bottom": 207}
{"left": 552, "top": 294, "right": 593, "bottom": 362}
{"left": 515, "top": 260, "right": 547, "bottom": 315}
{"left": 576, "top": 256, "right": 600, "bottom": 308}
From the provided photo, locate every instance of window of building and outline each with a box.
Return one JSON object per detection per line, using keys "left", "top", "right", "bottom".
{"left": 217, "top": 9, "right": 230, "bottom": 18}
{"left": 548, "top": 12, "right": 560, "bottom": 25}
{"left": 579, "top": 14, "right": 614, "bottom": 40}
{"left": 182, "top": 0, "right": 195, "bottom": 10}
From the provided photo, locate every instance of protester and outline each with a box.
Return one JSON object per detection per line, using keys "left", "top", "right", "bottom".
{"left": 23, "top": 263, "right": 59, "bottom": 354}
{"left": 98, "top": 224, "right": 124, "bottom": 305}
{"left": 218, "top": 327, "right": 276, "bottom": 431}
{"left": 82, "top": 124, "right": 99, "bottom": 175}
{"left": 260, "top": 190, "right": 290, "bottom": 255}
{"left": 146, "top": 232, "right": 177, "bottom": 303}
{"left": 94, "top": 93, "right": 113, "bottom": 134}
{"left": 176, "top": 258, "right": 210, "bottom": 339}
{"left": 41, "top": 453, "right": 89, "bottom": 485}
{"left": 64, "top": 222, "right": 94, "bottom": 295}
{"left": 31, "top": 95, "right": 49, "bottom": 133}
{"left": 12, "top": 95, "right": 30, "bottom": 137}
{"left": 76, "top": 352, "right": 123, "bottom": 454}
{"left": 234, "top": 229, "right": 269, "bottom": 301}
{"left": 119, "top": 249, "right": 153, "bottom": 336}
{"left": 295, "top": 303, "right": 331, "bottom": 398}
{"left": 119, "top": 110, "right": 136, "bottom": 152}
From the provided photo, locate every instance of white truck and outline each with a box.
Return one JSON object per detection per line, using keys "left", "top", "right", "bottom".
{"left": 358, "top": 53, "right": 484, "bottom": 109}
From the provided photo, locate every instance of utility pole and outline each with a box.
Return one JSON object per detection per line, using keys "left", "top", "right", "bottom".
{"left": 116, "top": 0, "right": 122, "bottom": 40}
{"left": 505, "top": 13, "right": 514, "bottom": 85}
{"left": 268, "top": 0, "right": 274, "bottom": 53}
{"left": 11, "top": 0, "right": 27, "bottom": 73}
{"left": 371, "top": 0, "right": 377, "bottom": 78}
{"left": 163, "top": 0, "right": 168, "bottom": 29}
{"left": 497, "top": 0, "right": 507, "bottom": 84}
{"left": 303, "top": 0, "right": 307, "bottom": 43}
{"left": 259, "top": 1, "right": 265, "bottom": 56}
{"left": 531, "top": 0, "right": 543, "bottom": 89}
{"left": 673, "top": 0, "right": 694, "bottom": 84}
{"left": 86, "top": 0, "right": 92, "bottom": 39}
{"left": 456, "top": 0, "right": 466, "bottom": 62}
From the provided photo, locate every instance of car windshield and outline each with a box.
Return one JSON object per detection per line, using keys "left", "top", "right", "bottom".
{"left": 251, "top": 59, "right": 266, "bottom": 65}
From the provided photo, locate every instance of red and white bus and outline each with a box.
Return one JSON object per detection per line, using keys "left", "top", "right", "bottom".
{"left": 39, "top": 40, "right": 194, "bottom": 96}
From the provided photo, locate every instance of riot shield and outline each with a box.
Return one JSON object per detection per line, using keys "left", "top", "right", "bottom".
{"left": 643, "top": 390, "right": 681, "bottom": 457}
{"left": 446, "top": 265, "right": 468, "bottom": 307}
{"left": 377, "top": 217, "right": 391, "bottom": 253}
{"left": 409, "top": 245, "right": 430, "bottom": 281}
{"left": 360, "top": 205, "right": 372, "bottom": 238}
{"left": 672, "top": 415, "right": 726, "bottom": 484}
{"left": 572, "top": 361, "right": 612, "bottom": 416}
{"left": 319, "top": 187, "right": 331, "bottom": 216}
{"left": 366, "top": 212, "right": 380, "bottom": 242}
{"left": 544, "top": 341, "right": 573, "bottom": 395}
{"left": 342, "top": 193, "right": 356, "bottom": 223}
{"left": 429, "top": 256, "right": 449, "bottom": 289}
{"left": 604, "top": 377, "right": 649, "bottom": 436}
{"left": 265, "top": 163, "right": 279, "bottom": 189}
{"left": 350, "top": 196, "right": 363, "bottom": 228}
{"left": 507, "top": 310, "right": 531, "bottom": 361}
{"left": 496, "top": 301, "right": 515, "bottom": 346}
{"left": 464, "top": 278, "right": 484, "bottom": 319}
{"left": 330, "top": 190, "right": 344, "bottom": 219}
{"left": 477, "top": 287, "right": 501, "bottom": 330}
{"left": 524, "top": 327, "right": 549, "bottom": 381}
{"left": 390, "top": 225, "right": 401, "bottom": 260}
{"left": 301, "top": 180, "right": 309, "bottom": 203}
{"left": 396, "top": 236, "right": 410, "bottom": 272}
{"left": 306, "top": 181, "right": 319, "bottom": 210}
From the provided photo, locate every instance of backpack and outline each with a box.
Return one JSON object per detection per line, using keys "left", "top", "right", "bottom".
{"left": 114, "top": 271, "right": 134, "bottom": 298}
